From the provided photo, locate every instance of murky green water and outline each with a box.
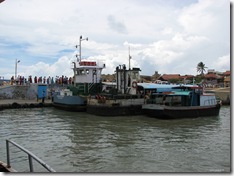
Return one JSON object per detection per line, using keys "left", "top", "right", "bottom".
{"left": 0, "top": 106, "right": 230, "bottom": 172}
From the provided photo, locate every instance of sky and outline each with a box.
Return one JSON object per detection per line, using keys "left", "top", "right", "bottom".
{"left": 0, "top": 0, "right": 231, "bottom": 79}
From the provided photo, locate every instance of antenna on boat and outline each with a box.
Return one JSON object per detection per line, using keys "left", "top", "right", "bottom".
{"left": 129, "top": 45, "right": 132, "bottom": 70}
{"left": 75, "top": 35, "right": 88, "bottom": 62}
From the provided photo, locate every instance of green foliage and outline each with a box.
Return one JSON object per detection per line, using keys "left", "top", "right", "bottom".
{"left": 194, "top": 75, "right": 203, "bottom": 84}
{"left": 197, "top": 62, "right": 207, "bottom": 76}
{"left": 168, "top": 78, "right": 180, "bottom": 84}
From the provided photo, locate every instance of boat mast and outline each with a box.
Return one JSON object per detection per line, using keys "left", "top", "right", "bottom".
{"left": 75, "top": 35, "right": 88, "bottom": 62}
{"left": 129, "top": 46, "right": 132, "bottom": 70}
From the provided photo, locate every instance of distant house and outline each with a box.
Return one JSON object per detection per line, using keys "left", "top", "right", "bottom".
{"left": 151, "top": 71, "right": 161, "bottom": 82}
{"left": 101, "top": 74, "right": 115, "bottom": 82}
{"left": 180, "top": 75, "right": 194, "bottom": 84}
{"left": 223, "top": 70, "right": 230, "bottom": 87}
{"left": 158, "top": 74, "right": 181, "bottom": 82}
{"left": 224, "top": 76, "right": 230, "bottom": 87}
{"left": 140, "top": 75, "right": 152, "bottom": 82}
{"left": 204, "top": 73, "right": 223, "bottom": 87}
{"left": 203, "top": 69, "right": 230, "bottom": 87}
{"left": 223, "top": 70, "right": 230, "bottom": 77}
{"left": 101, "top": 69, "right": 230, "bottom": 87}
{"left": 157, "top": 74, "right": 194, "bottom": 84}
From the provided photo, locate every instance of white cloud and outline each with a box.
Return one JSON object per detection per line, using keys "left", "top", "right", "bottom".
{"left": 0, "top": 0, "right": 230, "bottom": 79}
{"left": 212, "top": 54, "right": 230, "bottom": 72}
{"left": 17, "top": 56, "right": 73, "bottom": 78}
{"left": 161, "top": 27, "right": 174, "bottom": 35}
{"left": 178, "top": 0, "right": 230, "bottom": 39}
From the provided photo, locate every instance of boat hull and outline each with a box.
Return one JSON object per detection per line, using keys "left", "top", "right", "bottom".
{"left": 87, "top": 104, "right": 143, "bottom": 116}
{"left": 142, "top": 104, "right": 221, "bottom": 119}
{"left": 53, "top": 103, "right": 86, "bottom": 112}
{"left": 53, "top": 95, "right": 86, "bottom": 112}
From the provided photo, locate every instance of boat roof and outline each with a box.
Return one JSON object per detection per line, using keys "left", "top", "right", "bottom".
{"left": 169, "top": 91, "right": 191, "bottom": 96}
{"left": 172, "top": 85, "right": 202, "bottom": 89}
{"left": 137, "top": 83, "right": 177, "bottom": 89}
{"left": 153, "top": 90, "right": 191, "bottom": 96}
{"left": 102, "top": 82, "right": 117, "bottom": 86}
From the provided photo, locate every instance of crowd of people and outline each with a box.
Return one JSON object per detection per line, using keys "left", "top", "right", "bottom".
{"left": 10, "top": 75, "right": 74, "bottom": 86}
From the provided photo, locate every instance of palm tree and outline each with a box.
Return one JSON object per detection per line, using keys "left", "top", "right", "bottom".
{"left": 197, "top": 62, "right": 207, "bottom": 76}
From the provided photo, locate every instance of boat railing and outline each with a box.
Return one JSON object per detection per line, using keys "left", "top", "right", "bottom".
{"left": 88, "top": 82, "right": 94, "bottom": 93}
{"left": 5, "top": 139, "right": 56, "bottom": 172}
{"left": 203, "top": 99, "right": 217, "bottom": 106}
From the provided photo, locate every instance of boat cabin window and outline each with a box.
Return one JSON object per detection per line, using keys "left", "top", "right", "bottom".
{"left": 137, "top": 86, "right": 157, "bottom": 96}
{"left": 77, "top": 69, "right": 85, "bottom": 75}
{"left": 96, "top": 70, "right": 100, "bottom": 75}
{"left": 132, "top": 72, "right": 138, "bottom": 79}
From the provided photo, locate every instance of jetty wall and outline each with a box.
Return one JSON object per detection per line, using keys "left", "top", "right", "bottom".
{"left": 0, "top": 84, "right": 65, "bottom": 100}
{"left": 0, "top": 85, "right": 38, "bottom": 99}
{"left": 206, "top": 87, "right": 230, "bottom": 105}
{"left": 214, "top": 91, "right": 230, "bottom": 105}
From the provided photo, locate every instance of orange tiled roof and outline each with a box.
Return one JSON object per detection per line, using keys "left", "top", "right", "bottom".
{"left": 223, "top": 71, "right": 230, "bottom": 76}
{"left": 204, "top": 73, "right": 223, "bottom": 79}
{"left": 160, "top": 74, "right": 181, "bottom": 80}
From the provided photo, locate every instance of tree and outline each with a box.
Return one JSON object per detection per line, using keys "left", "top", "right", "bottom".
{"left": 197, "top": 62, "right": 207, "bottom": 76}
{"left": 168, "top": 78, "right": 180, "bottom": 84}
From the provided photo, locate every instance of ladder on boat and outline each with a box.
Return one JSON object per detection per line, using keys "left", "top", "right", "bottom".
{"left": 3, "top": 139, "right": 56, "bottom": 172}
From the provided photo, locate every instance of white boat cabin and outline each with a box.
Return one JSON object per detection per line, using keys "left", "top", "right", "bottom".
{"left": 70, "top": 60, "right": 106, "bottom": 95}
{"left": 71, "top": 61, "right": 106, "bottom": 84}
{"left": 200, "top": 93, "right": 217, "bottom": 106}
{"left": 59, "top": 89, "right": 73, "bottom": 96}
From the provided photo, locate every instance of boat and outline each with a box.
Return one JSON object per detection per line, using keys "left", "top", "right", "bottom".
{"left": 142, "top": 85, "right": 222, "bottom": 119}
{"left": 86, "top": 65, "right": 142, "bottom": 116}
{"left": 53, "top": 88, "right": 87, "bottom": 111}
{"left": 53, "top": 60, "right": 105, "bottom": 111}
{"left": 53, "top": 35, "right": 105, "bottom": 111}
{"left": 0, "top": 139, "right": 55, "bottom": 172}
{"left": 86, "top": 64, "right": 177, "bottom": 116}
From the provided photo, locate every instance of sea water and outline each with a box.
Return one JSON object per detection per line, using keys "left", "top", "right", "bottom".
{"left": 0, "top": 106, "right": 230, "bottom": 172}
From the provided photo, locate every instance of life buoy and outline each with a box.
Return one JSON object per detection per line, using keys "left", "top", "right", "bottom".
{"left": 132, "top": 81, "right": 137, "bottom": 88}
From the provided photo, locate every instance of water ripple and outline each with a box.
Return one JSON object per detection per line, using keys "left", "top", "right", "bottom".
{"left": 0, "top": 106, "right": 230, "bottom": 172}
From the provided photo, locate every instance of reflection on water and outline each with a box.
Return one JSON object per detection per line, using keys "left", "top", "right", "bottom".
{"left": 0, "top": 106, "right": 230, "bottom": 172}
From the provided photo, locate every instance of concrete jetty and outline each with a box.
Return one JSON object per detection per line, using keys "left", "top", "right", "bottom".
{"left": 0, "top": 99, "right": 53, "bottom": 111}
{"left": 0, "top": 84, "right": 60, "bottom": 111}
{"left": 206, "top": 87, "right": 230, "bottom": 105}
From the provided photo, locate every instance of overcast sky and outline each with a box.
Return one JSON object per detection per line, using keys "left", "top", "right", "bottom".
{"left": 0, "top": 0, "right": 231, "bottom": 79}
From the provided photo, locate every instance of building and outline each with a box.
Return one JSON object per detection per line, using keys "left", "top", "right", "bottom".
{"left": 203, "top": 69, "right": 230, "bottom": 88}
{"left": 223, "top": 70, "right": 231, "bottom": 87}
{"left": 157, "top": 74, "right": 194, "bottom": 84}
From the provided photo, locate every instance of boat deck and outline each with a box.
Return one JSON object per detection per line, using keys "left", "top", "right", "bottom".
{"left": 0, "top": 161, "right": 16, "bottom": 172}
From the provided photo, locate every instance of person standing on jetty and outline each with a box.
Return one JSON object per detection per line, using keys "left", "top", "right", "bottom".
{"left": 42, "top": 90, "right": 45, "bottom": 103}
